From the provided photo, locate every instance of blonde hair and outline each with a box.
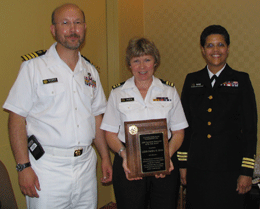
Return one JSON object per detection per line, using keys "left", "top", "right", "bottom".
{"left": 126, "top": 37, "right": 160, "bottom": 70}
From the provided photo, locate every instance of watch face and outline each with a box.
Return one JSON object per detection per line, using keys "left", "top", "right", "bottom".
{"left": 16, "top": 164, "right": 24, "bottom": 171}
{"left": 16, "top": 162, "right": 30, "bottom": 172}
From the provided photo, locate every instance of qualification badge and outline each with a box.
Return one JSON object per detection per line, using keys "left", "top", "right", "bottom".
{"left": 129, "top": 125, "right": 138, "bottom": 135}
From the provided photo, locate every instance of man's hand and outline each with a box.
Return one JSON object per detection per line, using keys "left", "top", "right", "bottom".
{"left": 18, "top": 167, "right": 40, "bottom": 197}
{"left": 179, "top": 168, "right": 187, "bottom": 185}
{"left": 237, "top": 175, "right": 252, "bottom": 194}
{"left": 101, "top": 157, "right": 113, "bottom": 184}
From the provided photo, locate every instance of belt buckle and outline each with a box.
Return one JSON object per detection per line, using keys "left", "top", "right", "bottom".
{"left": 74, "top": 148, "right": 83, "bottom": 157}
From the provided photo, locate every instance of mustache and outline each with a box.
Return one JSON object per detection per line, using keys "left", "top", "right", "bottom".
{"left": 66, "top": 34, "right": 80, "bottom": 38}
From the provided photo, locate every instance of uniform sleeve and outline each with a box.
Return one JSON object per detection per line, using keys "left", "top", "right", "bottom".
{"left": 91, "top": 68, "right": 107, "bottom": 116}
{"left": 240, "top": 73, "right": 258, "bottom": 177}
{"left": 100, "top": 90, "right": 121, "bottom": 133}
{"left": 169, "top": 87, "right": 188, "bottom": 131}
{"left": 178, "top": 74, "right": 192, "bottom": 168}
{"left": 3, "top": 61, "right": 35, "bottom": 117}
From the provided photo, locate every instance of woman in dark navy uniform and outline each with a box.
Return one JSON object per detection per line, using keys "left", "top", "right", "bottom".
{"left": 179, "top": 25, "right": 258, "bottom": 209}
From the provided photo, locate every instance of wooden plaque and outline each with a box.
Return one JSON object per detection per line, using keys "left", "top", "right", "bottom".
{"left": 124, "top": 118, "right": 170, "bottom": 178}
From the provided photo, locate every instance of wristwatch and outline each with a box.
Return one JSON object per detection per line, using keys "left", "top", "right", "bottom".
{"left": 16, "top": 162, "right": 31, "bottom": 172}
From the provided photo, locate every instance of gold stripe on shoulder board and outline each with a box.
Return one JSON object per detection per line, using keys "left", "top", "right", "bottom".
{"left": 21, "top": 50, "right": 47, "bottom": 61}
{"left": 160, "top": 79, "right": 175, "bottom": 87}
{"left": 112, "top": 81, "right": 125, "bottom": 89}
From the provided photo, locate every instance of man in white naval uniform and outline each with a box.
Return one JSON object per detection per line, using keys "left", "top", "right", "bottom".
{"left": 3, "top": 3, "right": 112, "bottom": 209}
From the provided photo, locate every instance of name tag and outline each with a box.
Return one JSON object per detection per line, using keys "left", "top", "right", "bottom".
{"left": 121, "top": 98, "right": 134, "bottom": 102}
{"left": 191, "top": 83, "right": 204, "bottom": 88}
{"left": 43, "top": 78, "right": 58, "bottom": 84}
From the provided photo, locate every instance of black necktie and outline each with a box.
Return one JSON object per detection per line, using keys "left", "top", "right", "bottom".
{"left": 210, "top": 75, "right": 217, "bottom": 87}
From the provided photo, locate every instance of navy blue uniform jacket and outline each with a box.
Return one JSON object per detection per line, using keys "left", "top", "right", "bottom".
{"left": 178, "top": 64, "right": 257, "bottom": 177}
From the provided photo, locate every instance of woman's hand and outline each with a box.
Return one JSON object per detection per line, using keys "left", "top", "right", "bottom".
{"left": 155, "top": 159, "right": 174, "bottom": 178}
{"left": 122, "top": 156, "right": 143, "bottom": 181}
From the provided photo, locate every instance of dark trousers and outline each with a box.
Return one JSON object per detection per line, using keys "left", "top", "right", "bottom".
{"left": 112, "top": 153, "right": 180, "bottom": 209}
{"left": 186, "top": 166, "right": 246, "bottom": 209}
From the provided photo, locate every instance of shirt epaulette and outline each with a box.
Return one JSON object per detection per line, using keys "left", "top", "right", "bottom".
{"left": 160, "top": 79, "right": 175, "bottom": 87}
{"left": 81, "top": 55, "right": 100, "bottom": 71}
{"left": 21, "top": 50, "right": 47, "bottom": 61}
{"left": 112, "top": 81, "right": 125, "bottom": 89}
{"left": 81, "top": 55, "right": 91, "bottom": 63}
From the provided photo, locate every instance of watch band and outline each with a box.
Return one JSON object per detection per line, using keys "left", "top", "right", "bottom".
{"left": 118, "top": 147, "right": 126, "bottom": 157}
{"left": 16, "top": 162, "right": 31, "bottom": 172}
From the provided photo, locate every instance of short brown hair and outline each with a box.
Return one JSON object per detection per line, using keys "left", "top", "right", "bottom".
{"left": 126, "top": 38, "right": 160, "bottom": 70}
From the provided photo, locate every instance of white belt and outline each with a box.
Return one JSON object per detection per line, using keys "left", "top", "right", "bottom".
{"left": 43, "top": 146, "right": 88, "bottom": 157}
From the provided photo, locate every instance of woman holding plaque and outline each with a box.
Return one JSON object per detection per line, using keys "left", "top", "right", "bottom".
{"left": 101, "top": 37, "right": 188, "bottom": 209}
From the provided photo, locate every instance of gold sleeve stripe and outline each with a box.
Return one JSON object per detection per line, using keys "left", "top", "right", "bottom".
{"left": 177, "top": 151, "right": 187, "bottom": 161}
{"left": 241, "top": 164, "right": 254, "bottom": 169}
{"left": 242, "top": 161, "right": 255, "bottom": 166}
{"left": 242, "top": 157, "right": 255, "bottom": 162}
{"left": 177, "top": 152, "right": 187, "bottom": 155}
{"left": 177, "top": 155, "right": 187, "bottom": 158}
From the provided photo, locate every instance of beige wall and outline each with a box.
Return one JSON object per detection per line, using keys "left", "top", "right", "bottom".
{"left": 144, "top": 0, "right": 260, "bottom": 152}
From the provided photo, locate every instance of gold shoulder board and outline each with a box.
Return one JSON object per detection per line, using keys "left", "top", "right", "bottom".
{"left": 21, "top": 50, "right": 47, "bottom": 61}
{"left": 160, "top": 79, "right": 175, "bottom": 87}
{"left": 112, "top": 81, "right": 126, "bottom": 89}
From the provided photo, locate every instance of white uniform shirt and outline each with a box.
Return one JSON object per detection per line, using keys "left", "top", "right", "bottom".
{"left": 3, "top": 43, "right": 106, "bottom": 148}
{"left": 101, "top": 76, "right": 188, "bottom": 143}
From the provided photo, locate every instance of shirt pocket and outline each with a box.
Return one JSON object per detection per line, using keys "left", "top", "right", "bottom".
{"left": 37, "top": 83, "right": 65, "bottom": 96}
{"left": 118, "top": 102, "right": 143, "bottom": 121}
{"left": 189, "top": 87, "right": 207, "bottom": 112}
{"left": 219, "top": 86, "right": 239, "bottom": 94}
{"left": 217, "top": 87, "right": 240, "bottom": 107}
{"left": 81, "top": 85, "right": 94, "bottom": 106}
{"left": 150, "top": 101, "right": 173, "bottom": 119}
{"left": 35, "top": 83, "right": 66, "bottom": 114}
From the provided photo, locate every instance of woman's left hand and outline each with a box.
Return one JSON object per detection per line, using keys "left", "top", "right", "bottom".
{"left": 155, "top": 159, "right": 174, "bottom": 179}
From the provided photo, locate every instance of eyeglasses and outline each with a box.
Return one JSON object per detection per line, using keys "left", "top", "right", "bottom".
{"left": 54, "top": 21, "right": 85, "bottom": 28}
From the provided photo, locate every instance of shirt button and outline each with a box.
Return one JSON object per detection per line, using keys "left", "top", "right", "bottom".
{"left": 208, "top": 121, "right": 211, "bottom": 126}
{"left": 75, "top": 107, "right": 78, "bottom": 110}
{"left": 209, "top": 95, "right": 213, "bottom": 100}
{"left": 207, "top": 134, "right": 212, "bottom": 139}
{"left": 77, "top": 125, "right": 79, "bottom": 128}
{"left": 208, "top": 108, "right": 212, "bottom": 112}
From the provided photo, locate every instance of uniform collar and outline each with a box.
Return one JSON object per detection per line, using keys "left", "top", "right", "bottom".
{"left": 207, "top": 64, "right": 226, "bottom": 79}
{"left": 45, "top": 43, "right": 83, "bottom": 72}
{"left": 121, "top": 76, "right": 164, "bottom": 91}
